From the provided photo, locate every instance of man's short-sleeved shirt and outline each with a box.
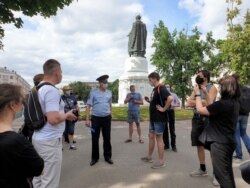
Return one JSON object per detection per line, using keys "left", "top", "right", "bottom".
{"left": 62, "top": 95, "right": 77, "bottom": 112}
{"left": 87, "top": 88, "right": 112, "bottom": 117}
{"left": 170, "top": 92, "right": 180, "bottom": 108}
{"left": 149, "top": 85, "right": 171, "bottom": 122}
{"left": 126, "top": 92, "right": 142, "bottom": 112}
{"left": 205, "top": 99, "right": 240, "bottom": 143}
{"left": 32, "top": 84, "right": 65, "bottom": 140}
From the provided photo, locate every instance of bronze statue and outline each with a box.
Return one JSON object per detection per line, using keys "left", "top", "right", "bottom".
{"left": 128, "top": 15, "right": 147, "bottom": 57}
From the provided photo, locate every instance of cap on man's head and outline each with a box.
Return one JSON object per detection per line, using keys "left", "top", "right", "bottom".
{"left": 62, "top": 85, "right": 71, "bottom": 90}
{"left": 96, "top": 75, "right": 109, "bottom": 82}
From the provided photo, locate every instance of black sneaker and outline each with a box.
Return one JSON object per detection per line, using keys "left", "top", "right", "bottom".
{"left": 164, "top": 146, "right": 170, "bottom": 150}
{"left": 172, "top": 147, "right": 177, "bottom": 152}
{"left": 73, "top": 140, "right": 77, "bottom": 144}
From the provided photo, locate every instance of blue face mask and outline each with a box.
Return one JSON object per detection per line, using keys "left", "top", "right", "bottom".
{"left": 14, "top": 105, "right": 24, "bottom": 119}
{"left": 14, "top": 112, "right": 22, "bottom": 119}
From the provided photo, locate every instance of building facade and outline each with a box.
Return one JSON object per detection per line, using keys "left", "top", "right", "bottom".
{"left": 84, "top": 82, "right": 99, "bottom": 89}
{"left": 0, "top": 67, "right": 31, "bottom": 94}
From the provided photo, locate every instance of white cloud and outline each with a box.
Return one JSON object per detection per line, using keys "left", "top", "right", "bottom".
{"left": 0, "top": 0, "right": 153, "bottom": 86}
{"left": 178, "top": 0, "right": 250, "bottom": 39}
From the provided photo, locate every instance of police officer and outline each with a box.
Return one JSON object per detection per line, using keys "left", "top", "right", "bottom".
{"left": 85, "top": 75, "right": 113, "bottom": 166}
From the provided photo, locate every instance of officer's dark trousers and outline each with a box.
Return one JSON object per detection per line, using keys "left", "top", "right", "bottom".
{"left": 210, "top": 142, "right": 236, "bottom": 188}
{"left": 91, "top": 115, "right": 112, "bottom": 160}
{"left": 163, "top": 109, "right": 176, "bottom": 148}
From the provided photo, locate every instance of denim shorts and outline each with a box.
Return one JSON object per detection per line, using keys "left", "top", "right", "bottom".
{"left": 65, "top": 120, "right": 75, "bottom": 135}
{"left": 127, "top": 111, "right": 140, "bottom": 124}
{"left": 149, "top": 121, "right": 165, "bottom": 135}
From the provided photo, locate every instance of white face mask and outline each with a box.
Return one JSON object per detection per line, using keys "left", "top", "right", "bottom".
{"left": 66, "top": 91, "right": 71, "bottom": 95}
{"left": 102, "top": 83, "right": 108, "bottom": 89}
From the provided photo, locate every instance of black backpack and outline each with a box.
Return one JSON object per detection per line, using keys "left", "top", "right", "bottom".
{"left": 23, "top": 82, "right": 54, "bottom": 131}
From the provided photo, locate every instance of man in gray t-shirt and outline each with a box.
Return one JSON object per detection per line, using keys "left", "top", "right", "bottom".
{"left": 124, "top": 85, "right": 144, "bottom": 143}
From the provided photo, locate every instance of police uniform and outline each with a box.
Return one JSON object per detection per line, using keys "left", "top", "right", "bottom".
{"left": 87, "top": 75, "right": 113, "bottom": 164}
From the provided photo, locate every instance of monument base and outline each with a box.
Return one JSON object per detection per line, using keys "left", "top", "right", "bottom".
{"left": 118, "top": 57, "right": 152, "bottom": 105}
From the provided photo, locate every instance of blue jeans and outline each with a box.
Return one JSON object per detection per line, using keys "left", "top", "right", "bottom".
{"left": 127, "top": 110, "right": 140, "bottom": 124}
{"left": 235, "top": 115, "right": 250, "bottom": 159}
{"left": 149, "top": 121, "right": 165, "bottom": 135}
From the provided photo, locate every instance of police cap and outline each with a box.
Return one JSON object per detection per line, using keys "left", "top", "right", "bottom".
{"left": 96, "top": 75, "right": 109, "bottom": 82}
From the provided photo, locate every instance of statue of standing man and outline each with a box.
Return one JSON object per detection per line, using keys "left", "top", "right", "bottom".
{"left": 128, "top": 15, "right": 147, "bottom": 57}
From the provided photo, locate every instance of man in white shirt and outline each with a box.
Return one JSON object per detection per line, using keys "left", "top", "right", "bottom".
{"left": 163, "top": 87, "right": 180, "bottom": 152}
{"left": 32, "top": 59, "right": 77, "bottom": 188}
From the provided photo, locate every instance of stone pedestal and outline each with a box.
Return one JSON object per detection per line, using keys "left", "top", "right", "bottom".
{"left": 118, "top": 57, "right": 152, "bottom": 105}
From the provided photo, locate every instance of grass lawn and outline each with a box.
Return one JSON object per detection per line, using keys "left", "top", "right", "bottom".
{"left": 81, "top": 106, "right": 193, "bottom": 121}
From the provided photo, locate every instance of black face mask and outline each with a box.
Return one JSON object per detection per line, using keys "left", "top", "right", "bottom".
{"left": 195, "top": 75, "right": 204, "bottom": 85}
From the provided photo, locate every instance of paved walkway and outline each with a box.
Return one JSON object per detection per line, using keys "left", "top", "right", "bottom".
{"left": 13, "top": 119, "right": 250, "bottom": 188}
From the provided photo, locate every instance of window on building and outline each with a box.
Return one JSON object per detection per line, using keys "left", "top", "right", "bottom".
{"left": 10, "top": 76, "right": 13, "bottom": 79}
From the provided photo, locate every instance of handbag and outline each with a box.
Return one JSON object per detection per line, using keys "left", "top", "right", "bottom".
{"left": 198, "top": 127, "right": 212, "bottom": 150}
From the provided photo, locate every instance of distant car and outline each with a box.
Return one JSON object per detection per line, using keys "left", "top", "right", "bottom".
{"left": 77, "top": 101, "right": 86, "bottom": 112}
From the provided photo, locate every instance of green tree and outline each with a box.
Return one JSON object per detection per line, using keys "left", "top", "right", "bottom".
{"left": 0, "top": 0, "right": 74, "bottom": 49}
{"left": 108, "top": 79, "right": 119, "bottom": 103}
{"left": 69, "top": 81, "right": 91, "bottom": 102}
{"left": 219, "top": 0, "right": 250, "bottom": 84}
{"left": 151, "top": 21, "right": 220, "bottom": 108}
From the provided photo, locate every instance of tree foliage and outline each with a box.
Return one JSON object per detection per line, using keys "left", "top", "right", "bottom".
{"left": 151, "top": 21, "right": 220, "bottom": 108}
{"left": 219, "top": 0, "right": 250, "bottom": 84}
{"left": 108, "top": 79, "right": 119, "bottom": 103}
{"left": 69, "top": 81, "right": 91, "bottom": 102}
{"left": 0, "top": 0, "right": 74, "bottom": 49}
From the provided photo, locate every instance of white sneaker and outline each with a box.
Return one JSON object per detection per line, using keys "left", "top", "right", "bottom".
{"left": 69, "top": 145, "right": 77, "bottom": 150}
{"left": 212, "top": 175, "right": 220, "bottom": 186}
{"left": 190, "top": 169, "right": 208, "bottom": 177}
{"left": 233, "top": 157, "right": 243, "bottom": 163}
{"left": 151, "top": 161, "right": 166, "bottom": 169}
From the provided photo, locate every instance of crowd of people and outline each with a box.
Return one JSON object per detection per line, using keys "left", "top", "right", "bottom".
{"left": 0, "top": 58, "right": 249, "bottom": 188}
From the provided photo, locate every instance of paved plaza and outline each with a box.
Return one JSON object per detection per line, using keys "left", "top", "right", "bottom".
{"left": 14, "top": 118, "right": 250, "bottom": 188}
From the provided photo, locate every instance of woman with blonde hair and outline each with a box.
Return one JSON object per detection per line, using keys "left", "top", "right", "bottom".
{"left": 0, "top": 83, "right": 44, "bottom": 188}
{"left": 194, "top": 75, "right": 240, "bottom": 188}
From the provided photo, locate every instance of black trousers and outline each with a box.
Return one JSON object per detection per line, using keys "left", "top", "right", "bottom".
{"left": 210, "top": 142, "right": 236, "bottom": 188}
{"left": 91, "top": 115, "right": 112, "bottom": 160}
{"left": 163, "top": 109, "right": 176, "bottom": 148}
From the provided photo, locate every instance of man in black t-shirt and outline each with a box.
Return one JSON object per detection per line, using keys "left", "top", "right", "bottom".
{"left": 141, "top": 72, "right": 173, "bottom": 169}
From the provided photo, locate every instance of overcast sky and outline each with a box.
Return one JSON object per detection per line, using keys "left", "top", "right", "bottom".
{"left": 0, "top": 0, "right": 249, "bottom": 86}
